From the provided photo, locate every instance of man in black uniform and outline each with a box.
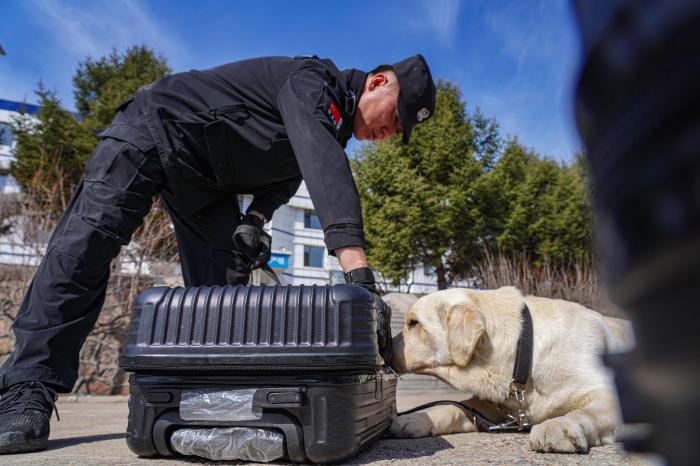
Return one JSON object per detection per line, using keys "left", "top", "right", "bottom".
{"left": 0, "top": 54, "right": 435, "bottom": 453}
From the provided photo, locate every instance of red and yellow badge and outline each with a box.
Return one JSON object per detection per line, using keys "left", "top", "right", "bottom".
{"left": 326, "top": 99, "right": 343, "bottom": 131}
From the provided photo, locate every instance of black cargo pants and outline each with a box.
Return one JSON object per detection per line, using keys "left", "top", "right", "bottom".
{"left": 0, "top": 103, "right": 250, "bottom": 392}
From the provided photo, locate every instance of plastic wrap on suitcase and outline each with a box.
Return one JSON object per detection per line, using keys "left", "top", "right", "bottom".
{"left": 170, "top": 426, "right": 284, "bottom": 462}
{"left": 179, "top": 388, "right": 261, "bottom": 421}
{"left": 120, "top": 284, "right": 397, "bottom": 463}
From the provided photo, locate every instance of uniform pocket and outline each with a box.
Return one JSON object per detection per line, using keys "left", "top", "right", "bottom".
{"left": 204, "top": 119, "right": 236, "bottom": 185}
{"left": 97, "top": 122, "right": 155, "bottom": 153}
{"left": 161, "top": 118, "right": 216, "bottom": 182}
{"left": 87, "top": 120, "right": 155, "bottom": 183}
{"left": 164, "top": 120, "right": 208, "bottom": 157}
{"left": 209, "top": 103, "right": 249, "bottom": 123}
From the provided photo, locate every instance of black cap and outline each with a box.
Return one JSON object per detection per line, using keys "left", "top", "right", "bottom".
{"left": 392, "top": 54, "right": 436, "bottom": 144}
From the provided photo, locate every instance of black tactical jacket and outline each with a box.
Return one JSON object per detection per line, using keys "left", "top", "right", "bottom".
{"left": 115, "top": 56, "right": 367, "bottom": 253}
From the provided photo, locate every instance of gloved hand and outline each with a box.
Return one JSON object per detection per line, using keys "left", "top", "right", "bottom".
{"left": 232, "top": 213, "right": 271, "bottom": 270}
{"left": 345, "top": 267, "right": 393, "bottom": 366}
{"left": 344, "top": 266, "right": 380, "bottom": 295}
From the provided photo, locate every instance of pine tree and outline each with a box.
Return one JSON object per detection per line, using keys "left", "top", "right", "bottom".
{"left": 73, "top": 45, "right": 170, "bottom": 127}
{"left": 10, "top": 84, "right": 95, "bottom": 211}
{"left": 354, "top": 83, "right": 593, "bottom": 288}
{"left": 10, "top": 46, "right": 170, "bottom": 215}
{"left": 353, "top": 81, "right": 487, "bottom": 289}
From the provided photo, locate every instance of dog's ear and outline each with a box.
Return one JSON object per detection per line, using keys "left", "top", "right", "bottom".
{"left": 447, "top": 304, "right": 485, "bottom": 367}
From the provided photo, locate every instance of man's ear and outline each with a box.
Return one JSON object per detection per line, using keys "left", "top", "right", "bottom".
{"left": 447, "top": 304, "right": 485, "bottom": 367}
{"left": 368, "top": 73, "right": 389, "bottom": 91}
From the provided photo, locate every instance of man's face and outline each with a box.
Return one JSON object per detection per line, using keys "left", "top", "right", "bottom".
{"left": 353, "top": 73, "right": 403, "bottom": 141}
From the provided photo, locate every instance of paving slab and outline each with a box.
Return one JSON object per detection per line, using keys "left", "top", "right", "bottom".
{"left": 0, "top": 394, "right": 654, "bottom": 465}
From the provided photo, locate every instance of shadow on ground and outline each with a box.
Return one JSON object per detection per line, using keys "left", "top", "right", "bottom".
{"left": 350, "top": 437, "right": 455, "bottom": 464}
{"left": 167, "top": 436, "right": 455, "bottom": 465}
{"left": 43, "top": 431, "right": 453, "bottom": 465}
{"left": 47, "top": 433, "right": 125, "bottom": 451}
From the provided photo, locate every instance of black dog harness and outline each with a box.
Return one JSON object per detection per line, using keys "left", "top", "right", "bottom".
{"left": 397, "top": 304, "right": 534, "bottom": 432}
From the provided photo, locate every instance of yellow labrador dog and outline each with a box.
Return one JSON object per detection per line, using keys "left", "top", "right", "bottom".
{"left": 389, "top": 286, "right": 634, "bottom": 453}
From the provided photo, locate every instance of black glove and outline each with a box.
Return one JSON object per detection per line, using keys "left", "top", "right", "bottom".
{"left": 344, "top": 266, "right": 380, "bottom": 295}
{"left": 233, "top": 213, "right": 272, "bottom": 270}
{"left": 345, "top": 267, "right": 393, "bottom": 366}
{"left": 225, "top": 251, "right": 254, "bottom": 285}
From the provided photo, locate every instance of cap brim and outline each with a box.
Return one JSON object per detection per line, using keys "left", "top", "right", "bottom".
{"left": 397, "top": 90, "right": 414, "bottom": 144}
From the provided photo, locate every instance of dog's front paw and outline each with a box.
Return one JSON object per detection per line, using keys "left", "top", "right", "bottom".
{"left": 389, "top": 413, "right": 434, "bottom": 438}
{"left": 529, "top": 417, "right": 589, "bottom": 453}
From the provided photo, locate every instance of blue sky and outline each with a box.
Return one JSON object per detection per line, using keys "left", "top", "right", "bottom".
{"left": 0, "top": 0, "right": 582, "bottom": 160}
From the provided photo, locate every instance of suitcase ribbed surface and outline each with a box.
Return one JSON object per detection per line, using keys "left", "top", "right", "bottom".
{"left": 120, "top": 284, "right": 380, "bottom": 371}
{"left": 146, "top": 286, "right": 340, "bottom": 347}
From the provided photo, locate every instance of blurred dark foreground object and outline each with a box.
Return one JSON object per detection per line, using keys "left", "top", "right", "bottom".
{"left": 574, "top": 0, "right": 700, "bottom": 463}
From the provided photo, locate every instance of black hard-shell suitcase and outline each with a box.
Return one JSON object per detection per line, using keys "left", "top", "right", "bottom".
{"left": 120, "top": 284, "right": 397, "bottom": 463}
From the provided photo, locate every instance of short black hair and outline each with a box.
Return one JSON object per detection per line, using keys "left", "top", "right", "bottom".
{"left": 369, "top": 64, "right": 394, "bottom": 76}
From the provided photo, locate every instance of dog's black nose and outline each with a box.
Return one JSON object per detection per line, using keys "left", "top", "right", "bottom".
{"left": 387, "top": 333, "right": 407, "bottom": 374}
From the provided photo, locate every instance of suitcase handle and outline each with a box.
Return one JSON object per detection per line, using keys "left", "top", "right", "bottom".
{"left": 253, "top": 387, "right": 306, "bottom": 409}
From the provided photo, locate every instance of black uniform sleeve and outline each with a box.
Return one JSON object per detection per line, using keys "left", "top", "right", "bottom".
{"left": 247, "top": 176, "right": 303, "bottom": 221}
{"left": 277, "top": 71, "right": 365, "bottom": 253}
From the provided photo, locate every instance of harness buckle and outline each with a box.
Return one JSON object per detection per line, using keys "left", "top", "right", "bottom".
{"left": 488, "top": 410, "right": 531, "bottom": 432}
{"left": 512, "top": 386, "right": 526, "bottom": 405}
{"left": 487, "top": 380, "right": 532, "bottom": 432}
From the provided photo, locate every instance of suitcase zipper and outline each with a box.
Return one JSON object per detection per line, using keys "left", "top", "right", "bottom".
{"left": 121, "top": 363, "right": 380, "bottom": 372}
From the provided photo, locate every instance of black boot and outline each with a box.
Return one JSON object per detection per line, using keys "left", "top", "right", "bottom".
{"left": 0, "top": 381, "right": 59, "bottom": 454}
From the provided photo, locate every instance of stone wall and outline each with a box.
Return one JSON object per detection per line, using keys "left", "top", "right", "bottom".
{"left": 0, "top": 266, "right": 32, "bottom": 362}
{"left": 0, "top": 265, "right": 176, "bottom": 394}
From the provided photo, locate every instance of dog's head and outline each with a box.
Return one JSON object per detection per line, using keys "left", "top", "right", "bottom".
{"left": 391, "top": 288, "right": 486, "bottom": 375}
{"left": 390, "top": 287, "right": 523, "bottom": 378}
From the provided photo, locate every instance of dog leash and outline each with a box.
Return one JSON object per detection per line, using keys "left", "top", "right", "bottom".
{"left": 397, "top": 400, "right": 516, "bottom": 432}
{"left": 396, "top": 304, "right": 534, "bottom": 433}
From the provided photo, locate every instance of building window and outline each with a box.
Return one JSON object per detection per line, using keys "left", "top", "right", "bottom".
{"left": 304, "top": 245, "right": 324, "bottom": 268}
{"left": 424, "top": 264, "right": 436, "bottom": 277}
{"left": 304, "top": 210, "right": 322, "bottom": 229}
{"left": 0, "top": 123, "right": 13, "bottom": 147}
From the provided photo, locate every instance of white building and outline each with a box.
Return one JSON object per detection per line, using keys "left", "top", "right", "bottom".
{"left": 0, "top": 99, "right": 35, "bottom": 194}
{"left": 0, "top": 97, "right": 449, "bottom": 293}
{"left": 243, "top": 184, "right": 446, "bottom": 293}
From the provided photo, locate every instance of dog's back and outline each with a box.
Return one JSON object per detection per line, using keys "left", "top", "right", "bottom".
{"left": 602, "top": 316, "right": 635, "bottom": 353}
{"left": 523, "top": 294, "right": 635, "bottom": 354}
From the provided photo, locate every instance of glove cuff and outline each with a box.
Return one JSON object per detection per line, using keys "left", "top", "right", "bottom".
{"left": 344, "top": 267, "right": 376, "bottom": 285}
{"left": 243, "top": 213, "right": 265, "bottom": 229}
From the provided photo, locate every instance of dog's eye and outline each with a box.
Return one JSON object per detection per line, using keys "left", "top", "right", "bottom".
{"left": 407, "top": 319, "right": 419, "bottom": 329}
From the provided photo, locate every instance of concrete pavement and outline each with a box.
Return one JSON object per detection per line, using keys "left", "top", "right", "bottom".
{"left": 1, "top": 395, "right": 653, "bottom": 465}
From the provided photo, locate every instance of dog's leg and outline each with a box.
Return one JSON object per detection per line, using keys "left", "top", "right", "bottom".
{"left": 389, "top": 405, "right": 477, "bottom": 438}
{"left": 528, "top": 392, "right": 620, "bottom": 453}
